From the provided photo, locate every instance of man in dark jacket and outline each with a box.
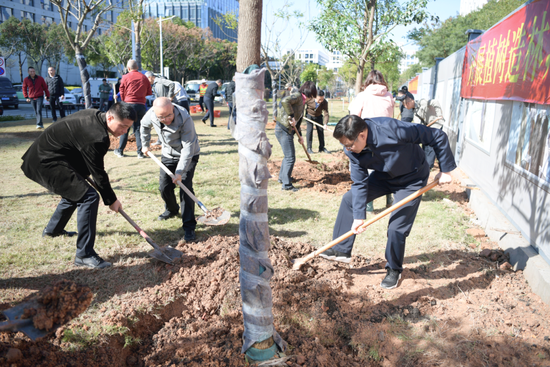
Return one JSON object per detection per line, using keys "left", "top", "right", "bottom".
{"left": 45, "top": 66, "right": 66, "bottom": 122}
{"left": 201, "top": 80, "right": 222, "bottom": 127}
{"left": 225, "top": 76, "right": 236, "bottom": 130}
{"left": 305, "top": 89, "right": 330, "bottom": 154}
{"left": 21, "top": 102, "right": 136, "bottom": 269}
{"left": 22, "top": 67, "right": 50, "bottom": 129}
{"left": 320, "top": 115, "right": 456, "bottom": 289}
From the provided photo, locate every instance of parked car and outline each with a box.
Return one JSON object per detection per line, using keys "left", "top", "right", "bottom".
{"left": 184, "top": 80, "right": 218, "bottom": 102}
{"left": 44, "top": 88, "right": 77, "bottom": 108}
{"left": 0, "top": 77, "right": 19, "bottom": 109}
{"left": 70, "top": 87, "right": 83, "bottom": 103}
{"left": 0, "top": 102, "right": 3, "bottom": 115}
{"left": 12, "top": 84, "right": 26, "bottom": 103}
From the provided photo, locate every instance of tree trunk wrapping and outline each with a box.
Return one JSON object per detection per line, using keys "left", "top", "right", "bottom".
{"left": 234, "top": 67, "right": 287, "bottom": 355}
{"left": 76, "top": 52, "right": 92, "bottom": 109}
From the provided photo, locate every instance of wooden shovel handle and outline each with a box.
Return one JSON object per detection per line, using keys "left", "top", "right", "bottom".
{"left": 303, "top": 116, "right": 333, "bottom": 132}
{"left": 291, "top": 124, "right": 312, "bottom": 162}
{"left": 426, "top": 116, "right": 444, "bottom": 128}
{"left": 297, "top": 179, "right": 440, "bottom": 266}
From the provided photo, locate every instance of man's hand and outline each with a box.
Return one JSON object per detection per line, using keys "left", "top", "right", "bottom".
{"left": 351, "top": 219, "right": 365, "bottom": 234}
{"left": 298, "top": 136, "right": 304, "bottom": 145}
{"left": 172, "top": 174, "right": 182, "bottom": 184}
{"left": 323, "top": 124, "right": 328, "bottom": 130}
{"left": 142, "top": 147, "right": 150, "bottom": 156}
{"left": 109, "top": 200, "right": 122, "bottom": 213}
{"left": 26, "top": 98, "right": 30, "bottom": 103}
{"left": 434, "top": 171, "right": 453, "bottom": 185}
{"left": 60, "top": 95, "right": 65, "bottom": 100}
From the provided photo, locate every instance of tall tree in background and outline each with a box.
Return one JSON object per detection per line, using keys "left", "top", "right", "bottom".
{"left": 279, "top": 57, "right": 304, "bottom": 89}
{"left": 0, "top": 17, "right": 28, "bottom": 82}
{"left": 101, "top": 10, "right": 136, "bottom": 76}
{"left": 300, "top": 63, "right": 319, "bottom": 83}
{"left": 310, "top": 0, "right": 430, "bottom": 94}
{"left": 317, "top": 65, "right": 336, "bottom": 92}
{"left": 51, "top": 0, "right": 114, "bottom": 108}
{"left": 408, "top": 0, "right": 525, "bottom": 67}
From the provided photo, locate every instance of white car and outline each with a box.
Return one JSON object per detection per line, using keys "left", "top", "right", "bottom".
{"left": 70, "top": 87, "right": 83, "bottom": 103}
{"left": 44, "top": 88, "right": 77, "bottom": 108}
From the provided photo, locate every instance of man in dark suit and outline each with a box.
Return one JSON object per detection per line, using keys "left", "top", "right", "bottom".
{"left": 21, "top": 103, "right": 136, "bottom": 269}
{"left": 201, "top": 80, "right": 222, "bottom": 127}
{"left": 320, "top": 115, "right": 456, "bottom": 289}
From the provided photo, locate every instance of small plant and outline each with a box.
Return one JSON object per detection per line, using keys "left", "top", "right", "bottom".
{"left": 0, "top": 115, "right": 25, "bottom": 122}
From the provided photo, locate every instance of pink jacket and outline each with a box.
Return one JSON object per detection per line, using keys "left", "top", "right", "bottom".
{"left": 349, "top": 84, "right": 394, "bottom": 119}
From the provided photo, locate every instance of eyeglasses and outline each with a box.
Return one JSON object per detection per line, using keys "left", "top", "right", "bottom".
{"left": 157, "top": 112, "right": 174, "bottom": 121}
{"left": 343, "top": 137, "right": 358, "bottom": 150}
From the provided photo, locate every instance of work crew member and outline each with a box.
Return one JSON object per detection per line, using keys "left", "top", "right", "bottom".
{"left": 201, "top": 80, "right": 222, "bottom": 127}
{"left": 397, "top": 93, "right": 446, "bottom": 169}
{"left": 98, "top": 78, "right": 112, "bottom": 112}
{"left": 21, "top": 103, "right": 136, "bottom": 269}
{"left": 198, "top": 80, "right": 208, "bottom": 113}
{"left": 145, "top": 72, "right": 175, "bottom": 99}
{"left": 320, "top": 114, "right": 456, "bottom": 289}
{"left": 22, "top": 67, "right": 50, "bottom": 129}
{"left": 305, "top": 89, "right": 330, "bottom": 154}
{"left": 141, "top": 97, "right": 201, "bottom": 242}
{"left": 45, "top": 66, "right": 66, "bottom": 122}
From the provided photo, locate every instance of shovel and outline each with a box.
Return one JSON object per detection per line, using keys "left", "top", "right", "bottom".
{"left": 0, "top": 300, "right": 49, "bottom": 341}
{"left": 86, "top": 178, "right": 182, "bottom": 264}
{"left": 292, "top": 179, "right": 439, "bottom": 270}
{"left": 303, "top": 116, "right": 334, "bottom": 133}
{"left": 146, "top": 151, "right": 230, "bottom": 226}
{"left": 291, "top": 124, "right": 313, "bottom": 162}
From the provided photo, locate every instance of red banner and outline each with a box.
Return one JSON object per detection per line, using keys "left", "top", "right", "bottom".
{"left": 461, "top": 0, "right": 550, "bottom": 104}
{"left": 408, "top": 75, "right": 418, "bottom": 94}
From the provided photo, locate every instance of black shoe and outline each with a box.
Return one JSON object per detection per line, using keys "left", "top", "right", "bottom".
{"left": 42, "top": 228, "right": 78, "bottom": 238}
{"left": 184, "top": 229, "right": 196, "bottom": 242}
{"left": 210, "top": 124, "right": 217, "bottom": 127}
{"left": 201, "top": 119, "right": 206, "bottom": 124}
{"left": 281, "top": 185, "right": 299, "bottom": 192}
{"left": 319, "top": 248, "right": 351, "bottom": 263}
{"left": 320, "top": 148, "right": 331, "bottom": 154}
{"left": 74, "top": 255, "right": 112, "bottom": 269}
{"left": 380, "top": 268, "right": 401, "bottom": 289}
{"left": 158, "top": 211, "right": 179, "bottom": 221}
{"left": 307, "top": 148, "right": 315, "bottom": 155}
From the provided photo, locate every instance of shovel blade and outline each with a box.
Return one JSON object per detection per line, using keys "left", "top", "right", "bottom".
{"left": 162, "top": 246, "right": 183, "bottom": 260}
{"left": 1, "top": 300, "right": 52, "bottom": 341}
{"left": 148, "top": 249, "right": 175, "bottom": 264}
{"left": 197, "top": 210, "right": 230, "bottom": 226}
{"left": 148, "top": 246, "right": 183, "bottom": 264}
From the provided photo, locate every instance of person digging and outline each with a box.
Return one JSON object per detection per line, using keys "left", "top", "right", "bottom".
{"left": 140, "top": 97, "right": 201, "bottom": 242}
{"left": 320, "top": 115, "right": 456, "bottom": 289}
{"left": 21, "top": 103, "right": 136, "bottom": 269}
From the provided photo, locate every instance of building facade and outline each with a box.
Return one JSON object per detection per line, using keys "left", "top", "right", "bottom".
{"left": 292, "top": 49, "right": 330, "bottom": 66}
{"left": 398, "top": 47, "right": 419, "bottom": 74}
{"left": 144, "top": 0, "right": 238, "bottom": 41}
{"left": 459, "top": 0, "right": 489, "bottom": 16}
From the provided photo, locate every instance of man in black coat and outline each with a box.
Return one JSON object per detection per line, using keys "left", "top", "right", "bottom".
{"left": 21, "top": 103, "right": 136, "bottom": 269}
{"left": 320, "top": 115, "right": 456, "bottom": 289}
{"left": 45, "top": 66, "right": 66, "bottom": 122}
{"left": 201, "top": 79, "right": 222, "bottom": 127}
{"left": 225, "top": 76, "right": 236, "bottom": 130}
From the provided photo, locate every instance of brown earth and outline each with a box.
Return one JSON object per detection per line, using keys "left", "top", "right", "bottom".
{"left": 109, "top": 135, "right": 162, "bottom": 153}
{"left": 2, "top": 155, "right": 550, "bottom": 366}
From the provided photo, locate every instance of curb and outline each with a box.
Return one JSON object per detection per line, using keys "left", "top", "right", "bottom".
{"left": 464, "top": 178, "right": 550, "bottom": 307}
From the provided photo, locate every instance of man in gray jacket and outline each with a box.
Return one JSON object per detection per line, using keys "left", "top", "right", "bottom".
{"left": 146, "top": 72, "right": 175, "bottom": 100}
{"left": 141, "top": 97, "right": 200, "bottom": 241}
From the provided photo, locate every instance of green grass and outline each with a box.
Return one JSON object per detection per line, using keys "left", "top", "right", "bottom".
{"left": 0, "top": 115, "right": 26, "bottom": 122}
{"left": 0, "top": 100, "right": 471, "bottom": 340}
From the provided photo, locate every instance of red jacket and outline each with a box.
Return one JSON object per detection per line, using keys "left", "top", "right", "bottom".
{"left": 120, "top": 70, "right": 152, "bottom": 105}
{"left": 23, "top": 75, "right": 50, "bottom": 99}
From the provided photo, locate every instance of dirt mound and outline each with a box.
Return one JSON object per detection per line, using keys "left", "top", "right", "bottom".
{"left": 3, "top": 230, "right": 550, "bottom": 366}
{"left": 109, "top": 135, "right": 162, "bottom": 152}
{"left": 21, "top": 280, "right": 93, "bottom": 331}
{"left": 268, "top": 150, "right": 352, "bottom": 194}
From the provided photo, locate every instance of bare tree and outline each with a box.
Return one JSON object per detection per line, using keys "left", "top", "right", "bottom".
{"left": 51, "top": 0, "right": 114, "bottom": 108}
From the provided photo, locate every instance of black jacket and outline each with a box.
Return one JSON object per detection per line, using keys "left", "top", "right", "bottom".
{"left": 21, "top": 109, "right": 117, "bottom": 205}
{"left": 45, "top": 75, "right": 65, "bottom": 97}
{"left": 225, "top": 81, "right": 235, "bottom": 103}
{"left": 204, "top": 83, "right": 218, "bottom": 99}
{"left": 347, "top": 117, "right": 457, "bottom": 219}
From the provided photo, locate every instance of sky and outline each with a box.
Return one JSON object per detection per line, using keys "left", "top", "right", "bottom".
{"left": 262, "top": 0, "right": 462, "bottom": 55}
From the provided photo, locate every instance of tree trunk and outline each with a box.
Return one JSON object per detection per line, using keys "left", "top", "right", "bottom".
{"left": 18, "top": 53, "right": 24, "bottom": 83}
{"left": 355, "top": 57, "right": 366, "bottom": 94}
{"left": 75, "top": 48, "right": 92, "bottom": 109}
{"left": 236, "top": 0, "right": 262, "bottom": 72}
{"left": 272, "top": 80, "right": 277, "bottom": 122}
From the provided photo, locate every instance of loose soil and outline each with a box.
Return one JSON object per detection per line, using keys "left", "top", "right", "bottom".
{"left": 109, "top": 135, "right": 162, "bottom": 152}
{"left": 2, "top": 155, "right": 550, "bottom": 366}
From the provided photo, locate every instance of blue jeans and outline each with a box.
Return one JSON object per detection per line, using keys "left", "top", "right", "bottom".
{"left": 31, "top": 98, "right": 44, "bottom": 127}
{"left": 275, "top": 124, "right": 296, "bottom": 189}
{"left": 45, "top": 186, "right": 100, "bottom": 258}
{"left": 117, "top": 103, "right": 146, "bottom": 154}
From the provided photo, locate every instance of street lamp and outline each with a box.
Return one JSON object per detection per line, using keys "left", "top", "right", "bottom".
{"left": 158, "top": 15, "right": 176, "bottom": 77}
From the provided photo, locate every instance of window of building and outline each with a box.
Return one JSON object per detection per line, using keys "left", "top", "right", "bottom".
{"left": 42, "top": 15, "right": 53, "bottom": 24}
{"left": 20, "top": 0, "right": 34, "bottom": 5}
{"left": 20, "top": 10, "right": 34, "bottom": 22}
{"left": 84, "top": 24, "right": 87, "bottom": 31}
{"left": 310, "top": 54, "right": 313, "bottom": 58}
{"left": 98, "top": 28, "right": 102, "bottom": 35}
{"left": 305, "top": 54, "right": 308, "bottom": 59}
{"left": 0, "top": 7, "right": 13, "bottom": 23}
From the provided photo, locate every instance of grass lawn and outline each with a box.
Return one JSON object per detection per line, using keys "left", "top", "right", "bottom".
{"left": 0, "top": 99, "right": 470, "bottom": 332}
